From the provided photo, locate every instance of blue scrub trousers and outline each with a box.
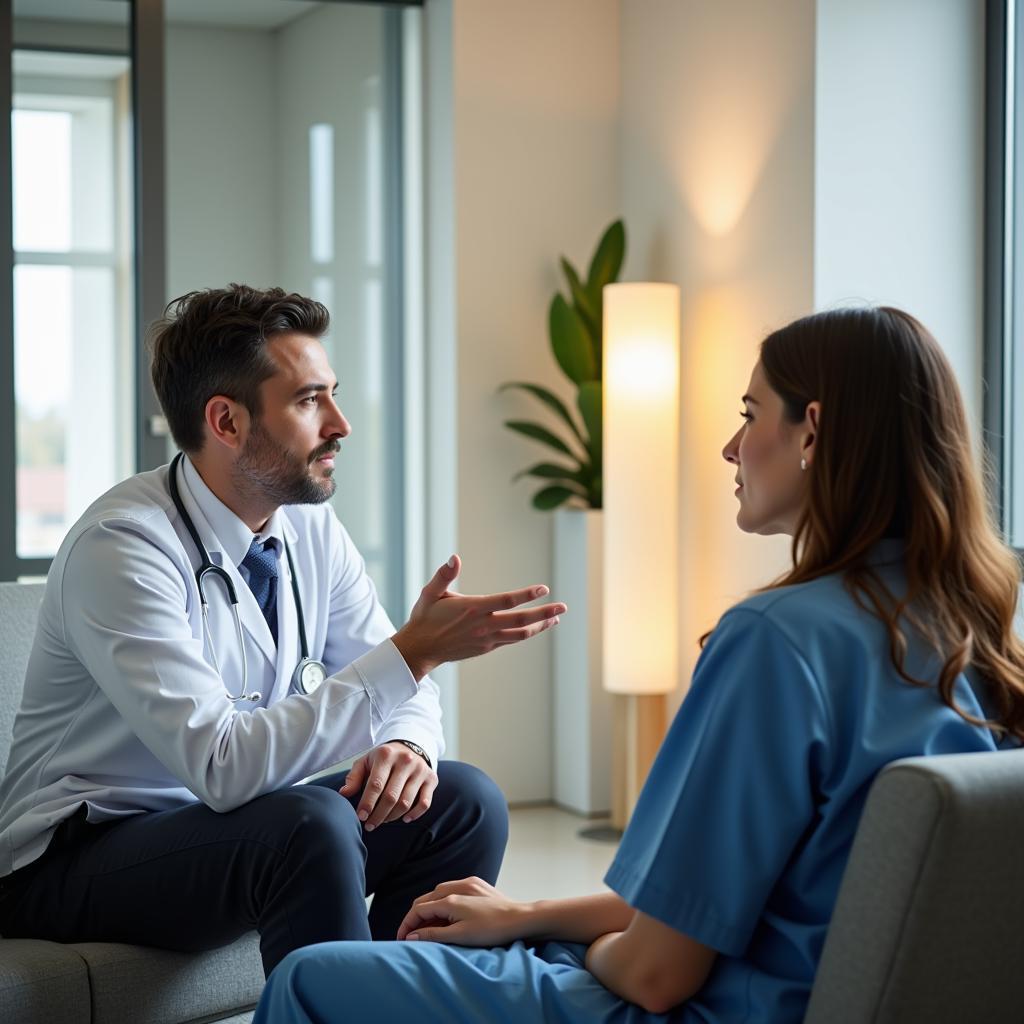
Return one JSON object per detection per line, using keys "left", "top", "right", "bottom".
{"left": 0, "top": 761, "right": 508, "bottom": 977}
{"left": 255, "top": 939, "right": 693, "bottom": 1023}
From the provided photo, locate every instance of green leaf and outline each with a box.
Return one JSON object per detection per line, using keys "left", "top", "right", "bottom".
{"left": 585, "top": 220, "right": 626, "bottom": 364}
{"left": 500, "top": 382, "right": 586, "bottom": 447}
{"left": 504, "top": 420, "right": 576, "bottom": 459}
{"left": 586, "top": 219, "right": 626, "bottom": 296}
{"left": 513, "top": 461, "right": 585, "bottom": 485}
{"left": 531, "top": 485, "right": 582, "bottom": 511}
{"left": 560, "top": 258, "right": 598, "bottom": 339}
{"left": 577, "top": 381, "right": 602, "bottom": 470}
{"left": 549, "top": 295, "right": 597, "bottom": 384}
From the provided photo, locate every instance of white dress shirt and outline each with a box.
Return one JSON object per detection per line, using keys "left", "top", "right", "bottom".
{"left": 0, "top": 457, "right": 444, "bottom": 876}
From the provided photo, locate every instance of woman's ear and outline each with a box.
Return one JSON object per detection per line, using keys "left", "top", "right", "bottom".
{"left": 802, "top": 400, "right": 821, "bottom": 466}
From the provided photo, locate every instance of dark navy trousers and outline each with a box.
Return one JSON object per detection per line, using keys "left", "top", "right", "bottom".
{"left": 0, "top": 761, "right": 508, "bottom": 976}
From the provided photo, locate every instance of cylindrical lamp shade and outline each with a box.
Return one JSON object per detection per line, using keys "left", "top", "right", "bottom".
{"left": 602, "top": 283, "right": 680, "bottom": 695}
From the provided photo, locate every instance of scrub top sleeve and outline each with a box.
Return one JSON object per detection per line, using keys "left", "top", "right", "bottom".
{"left": 605, "top": 606, "right": 833, "bottom": 957}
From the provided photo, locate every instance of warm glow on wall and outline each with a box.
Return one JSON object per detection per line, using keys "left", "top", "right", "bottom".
{"left": 603, "top": 283, "right": 680, "bottom": 696}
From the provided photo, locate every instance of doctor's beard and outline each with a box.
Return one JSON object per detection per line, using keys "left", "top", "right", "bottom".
{"left": 235, "top": 421, "right": 339, "bottom": 507}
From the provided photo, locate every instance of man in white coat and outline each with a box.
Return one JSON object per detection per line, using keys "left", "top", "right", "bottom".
{"left": 0, "top": 284, "right": 565, "bottom": 975}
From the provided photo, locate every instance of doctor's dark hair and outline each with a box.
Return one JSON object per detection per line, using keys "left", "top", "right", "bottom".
{"left": 149, "top": 284, "right": 330, "bottom": 453}
{"left": 751, "top": 306, "right": 1024, "bottom": 742}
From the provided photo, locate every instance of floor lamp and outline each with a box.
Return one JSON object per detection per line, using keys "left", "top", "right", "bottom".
{"left": 603, "top": 283, "right": 679, "bottom": 832}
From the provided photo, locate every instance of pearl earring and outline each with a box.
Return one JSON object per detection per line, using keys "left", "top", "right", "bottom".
{"left": 800, "top": 458, "right": 807, "bottom": 471}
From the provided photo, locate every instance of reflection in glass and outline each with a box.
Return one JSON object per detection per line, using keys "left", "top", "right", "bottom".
{"left": 310, "top": 123, "right": 334, "bottom": 265}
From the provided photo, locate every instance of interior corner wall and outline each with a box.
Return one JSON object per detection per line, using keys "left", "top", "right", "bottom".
{"left": 442, "top": 0, "right": 620, "bottom": 802}
{"left": 618, "top": 0, "right": 817, "bottom": 704}
{"left": 814, "top": 0, "right": 985, "bottom": 434}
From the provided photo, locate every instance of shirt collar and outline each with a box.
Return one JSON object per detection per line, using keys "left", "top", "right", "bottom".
{"left": 179, "top": 455, "right": 294, "bottom": 567}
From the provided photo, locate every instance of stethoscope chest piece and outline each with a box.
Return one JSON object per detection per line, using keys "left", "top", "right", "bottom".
{"left": 294, "top": 657, "right": 327, "bottom": 695}
{"left": 169, "top": 452, "right": 328, "bottom": 706}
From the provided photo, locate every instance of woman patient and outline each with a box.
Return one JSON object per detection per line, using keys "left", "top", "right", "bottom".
{"left": 254, "top": 306, "right": 1024, "bottom": 1022}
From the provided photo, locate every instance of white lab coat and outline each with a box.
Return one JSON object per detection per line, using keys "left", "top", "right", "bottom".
{"left": 0, "top": 458, "right": 444, "bottom": 876}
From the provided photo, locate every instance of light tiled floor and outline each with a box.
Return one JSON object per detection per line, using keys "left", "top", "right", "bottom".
{"left": 495, "top": 806, "right": 619, "bottom": 902}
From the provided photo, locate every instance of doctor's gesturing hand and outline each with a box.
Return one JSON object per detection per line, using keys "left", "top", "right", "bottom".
{"left": 391, "top": 554, "right": 566, "bottom": 682}
{"left": 339, "top": 555, "right": 566, "bottom": 831}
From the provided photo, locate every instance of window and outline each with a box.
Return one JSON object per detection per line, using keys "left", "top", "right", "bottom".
{"left": 2, "top": 1, "right": 424, "bottom": 618}
{"left": 12, "top": 51, "right": 134, "bottom": 561}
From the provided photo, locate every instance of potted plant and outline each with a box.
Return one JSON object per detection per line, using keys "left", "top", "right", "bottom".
{"left": 500, "top": 219, "right": 625, "bottom": 819}
{"left": 501, "top": 219, "right": 625, "bottom": 510}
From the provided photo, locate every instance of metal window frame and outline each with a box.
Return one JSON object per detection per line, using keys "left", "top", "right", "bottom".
{"left": 0, "top": 0, "right": 17, "bottom": 580}
{"left": 987, "top": 0, "right": 1024, "bottom": 555}
{"left": 132, "top": 0, "right": 167, "bottom": 474}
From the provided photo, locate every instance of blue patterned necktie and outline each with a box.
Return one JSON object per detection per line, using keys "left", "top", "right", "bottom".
{"left": 241, "top": 537, "right": 278, "bottom": 644}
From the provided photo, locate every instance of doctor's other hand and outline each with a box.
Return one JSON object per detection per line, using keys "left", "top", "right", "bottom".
{"left": 397, "top": 877, "right": 532, "bottom": 946}
{"left": 391, "top": 555, "right": 566, "bottom": 682}
{"left": 338, "top": 742, "right": 438, "bottom": 830}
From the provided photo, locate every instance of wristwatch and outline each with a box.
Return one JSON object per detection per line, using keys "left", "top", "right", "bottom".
{"left": 393, "top": 738, "right": 432, "bottom": 769}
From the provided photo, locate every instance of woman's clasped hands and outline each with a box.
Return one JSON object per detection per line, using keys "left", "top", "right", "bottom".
{"left": 397, "top": 877, "right": 534, "bottom": 946}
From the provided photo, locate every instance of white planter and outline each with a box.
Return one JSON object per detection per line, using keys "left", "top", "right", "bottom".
{"left": 552, "top": 507, "right": 612, "bottom": 816}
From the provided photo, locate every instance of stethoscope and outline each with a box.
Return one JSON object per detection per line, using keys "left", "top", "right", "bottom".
{"left": 167, "top": 452, "right": 328, "bottom": 701}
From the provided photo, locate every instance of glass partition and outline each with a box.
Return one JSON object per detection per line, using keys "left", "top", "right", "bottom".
{"left": 163, "top": 0, "right": 407, "bottom": 613}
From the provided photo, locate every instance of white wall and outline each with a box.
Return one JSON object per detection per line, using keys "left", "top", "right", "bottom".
{"left": 618, "top": 0, "right": 816, "bottom": 698}
{"left": 815, "top": 0, "right": 985, "bottom": 432}
{"left": 436, "top": 0, "right": 621, "bottom": 801}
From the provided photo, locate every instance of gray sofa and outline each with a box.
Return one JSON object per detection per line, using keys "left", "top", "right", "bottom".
{"left": 0, "top": 583, "right": 263, "bottom": 1024}
{"left": 1, "top": 581, "right": 1023, "bottom": 1023}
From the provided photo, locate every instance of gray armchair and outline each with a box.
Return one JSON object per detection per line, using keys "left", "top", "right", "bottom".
{"left": 805, "top": 745, "right": 1024, "bottom": 1023}
{"left": 0, "top": 582, "right": 263, "bottom": 1024}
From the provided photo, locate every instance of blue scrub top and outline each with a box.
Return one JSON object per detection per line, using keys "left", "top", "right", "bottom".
{"left": 606, "top": 541, "right": 1011, "bottom": 1021}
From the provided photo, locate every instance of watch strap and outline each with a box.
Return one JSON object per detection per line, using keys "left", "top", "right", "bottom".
{"left": 393, "top": 738, "right": 432, "bottom": 769}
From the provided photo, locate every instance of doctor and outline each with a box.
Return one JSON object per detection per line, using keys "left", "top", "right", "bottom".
{"left": 0, "top": 284, "right": 565, "bottom": 976}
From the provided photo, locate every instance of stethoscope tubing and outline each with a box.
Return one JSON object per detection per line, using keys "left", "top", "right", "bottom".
{"left": 167, "top": 452, "right": 325, "bottom": 702}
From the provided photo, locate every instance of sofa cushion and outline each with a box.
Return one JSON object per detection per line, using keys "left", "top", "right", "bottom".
{"left": 0, "top": 938, "right": 91, "bottom": 1024}
{"left": 71, "top": 932, "right": 263, "bottom": 1024}
{"left": 0, "top": 583, "right": 45, "bottom": 775}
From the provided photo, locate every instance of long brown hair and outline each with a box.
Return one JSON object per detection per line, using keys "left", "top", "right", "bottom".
{"left": 754, "top": 306, "right": 1024, "bottom": 741}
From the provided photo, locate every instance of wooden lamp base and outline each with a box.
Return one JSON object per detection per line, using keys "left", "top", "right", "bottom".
{"left": 610, "top": 693, "right": 668, "bottom": 831}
